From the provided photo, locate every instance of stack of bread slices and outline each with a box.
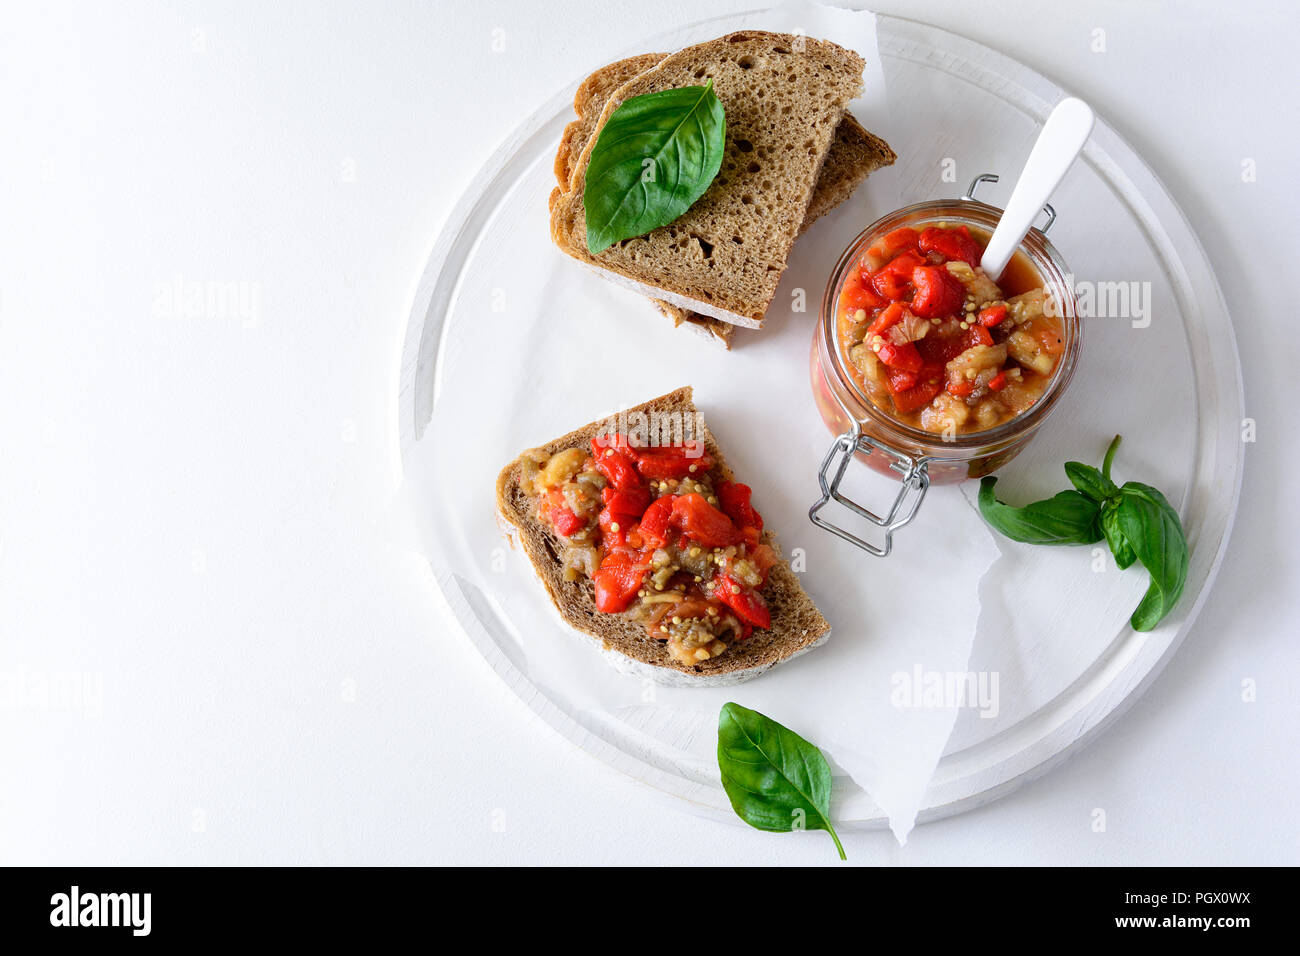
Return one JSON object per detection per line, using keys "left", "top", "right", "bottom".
{"left": 548, "top": 31, "right": 895, "bottom": 347}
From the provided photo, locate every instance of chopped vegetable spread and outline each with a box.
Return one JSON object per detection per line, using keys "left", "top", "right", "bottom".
{"left": 837, "top": 223, "right": 1066, "bottom": 434}
{"left": 523, "top": 435, "right": 774, "bottom": 665}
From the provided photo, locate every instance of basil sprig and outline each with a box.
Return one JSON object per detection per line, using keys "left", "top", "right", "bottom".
{"left": 583, "top": 82, "right": 726, "bottom": 254}
{"left": 717, "top": 702, "right": 845, "bottom": 860}
{"left": 978, "top": 435, "right": 1189, "bottom": 631}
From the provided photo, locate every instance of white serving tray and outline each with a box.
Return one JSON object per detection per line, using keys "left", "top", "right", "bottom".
{"left": 396, "top": 12, "right": 1243, "bottom": 828}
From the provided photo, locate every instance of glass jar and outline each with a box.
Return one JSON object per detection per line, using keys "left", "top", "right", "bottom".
{"left": 809, "top": 175, "right": 1081, "bottom": 555}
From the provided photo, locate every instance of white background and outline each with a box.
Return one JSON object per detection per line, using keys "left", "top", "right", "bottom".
{"left": 1, "top": 0, "right": 1296, "bottom": 865}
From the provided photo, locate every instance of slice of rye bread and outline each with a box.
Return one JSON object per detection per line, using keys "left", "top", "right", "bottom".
{"left": 654, "top": 116, "right": 894, "bottom": 346}
{"left": 555, "top": 53, "right": 897, "bottom": 348}
{"left": 548, "top": 31, "right": 865, "bottom": 329}
{"left": 496, "top": 386, "right": 831, "bottom": 686}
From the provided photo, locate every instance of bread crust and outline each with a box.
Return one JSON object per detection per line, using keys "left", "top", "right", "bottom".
{"left": 496, "top": 386, "right": 831, "bottom": 684}
{"left": 554, "top": 53, "right": 665, "bottom": 194}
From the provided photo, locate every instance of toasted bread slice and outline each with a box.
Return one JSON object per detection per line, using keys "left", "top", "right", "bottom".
{"left": 496, "top": 387, "right": 831, "bottom": 685}
{"left": 555, "top": 53, "right": 897, "bottom": 348}
{"left": 548, "top": 32, "right": 865, "bottom": 329}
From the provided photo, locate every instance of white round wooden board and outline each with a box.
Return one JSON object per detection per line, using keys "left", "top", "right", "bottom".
{"left": 396, "top": 12, "right": 1244, "bottom": 827}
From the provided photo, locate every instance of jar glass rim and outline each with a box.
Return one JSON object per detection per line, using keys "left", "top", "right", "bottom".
{"left": 819, "top": 198, "right": 1082, "bottom": 452}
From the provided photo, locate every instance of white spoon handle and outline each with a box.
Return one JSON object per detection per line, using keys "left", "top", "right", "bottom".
{"left": 980, "top": 97, "right": 1095, "bottom": 279}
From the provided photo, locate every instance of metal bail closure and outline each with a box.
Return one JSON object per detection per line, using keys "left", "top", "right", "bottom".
{"left": 963, "top": 173, "right": 1056, "bottom": 233}
{"left": 809, "top": 427, "right": 930, "bottom": 557}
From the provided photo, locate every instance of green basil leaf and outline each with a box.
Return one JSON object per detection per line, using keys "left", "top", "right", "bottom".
{"left": 1115, "top": 482, "right": 1188, "bottom": 630}
{"left": 978, "top": 477, "right": 1103, "bottom": 545}
{"left": 717, "top": 702, "right": 845, "bottom": 860}
{"left": 583, "top": 82, "right": 726, "bottom": 254}
{"left": 1065, "top": 461, "right": 1118, "bottom": 502}
{"left": 1101, "top": 503, "right": 1137, "bottom": 569}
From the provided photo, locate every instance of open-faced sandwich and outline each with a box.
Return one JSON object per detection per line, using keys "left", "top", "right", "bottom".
{"left": 496, "top": 387, "right": 830, "bottom": 685}
{"left": 548, "top": 31, "right": 894, "bottom": 345}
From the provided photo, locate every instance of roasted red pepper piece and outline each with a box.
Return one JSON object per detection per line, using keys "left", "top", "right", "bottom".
{"left": 590, "top": 438, "right": 642, "bottom": 491}
{"left": 867, "top": 226, "right": 920, "bottom": 262}
{"left": 978, "top": 304, "right": 1007, "bottom": 328}
{"left": 987, "top": 371, "right": 1008, "bottom": 391}
{"left": 892, "top": 378, "right": 943, "bottom": 412}
{"left": 598, "top": 485, "right": 650, "bottom": 546}
{"left": 592, "top": 553, "right": 647, "bottom": 613}
{"left": 540, "top": 489, "right": 585, "bottom": 536}
{"left": 636, "top": 495, "right": 674, "bottom": 548}
{"left": 670, "top": 493, "right": 741, "bottom": 548}
{"left": 716, "top": 481, "right": 763, "bottom": 532}
{"left": 885, "top": 365, "right": 919, "bottom": 394}
{"left": 713, "top": 574, "right": 771, "bottom": 629}
{"left": 917, "top": 225, "right": 982, "bottom": 268}
{"left": 967, "top": 324, "right": 994, "bottom": 348}
{"left": 551, "top": 506, "right": 585, "bottom": 536}
{"left": 872, "top": 269, "right": 909, "bottom": 303}
{"left": 601, "top": 485, "right": 651, "bottom": 520}
{"left": 870, "top": 250, "right": 925, "bottom": 300}
{"left": 946, "top": 378, "right": 975, "bottom": 398}
{"left": 876, "top": 339, "right": 923, "bottom": 373}
{"left": 844, "top": 271, "right": 888, "bottom": 311}
{"left": 865, "top": 300, "right": 909, "bottom": 338}
{"left": 910, "top": 265, "right": 966, "bottom": 318}
{"left": 597, "top": 507, "right": 628, "bottom": 549}
{"left": 634, "top": 445, "right": 715, "bottom": 480}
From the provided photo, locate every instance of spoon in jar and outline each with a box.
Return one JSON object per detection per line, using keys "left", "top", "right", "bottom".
{"left": 980, "top": 97, "right": 1095, "bottom": 280}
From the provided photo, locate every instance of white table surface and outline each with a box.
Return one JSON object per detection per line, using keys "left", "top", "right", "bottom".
{"left": 1, "top": 0, "right": 1295, "bottom": 866}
